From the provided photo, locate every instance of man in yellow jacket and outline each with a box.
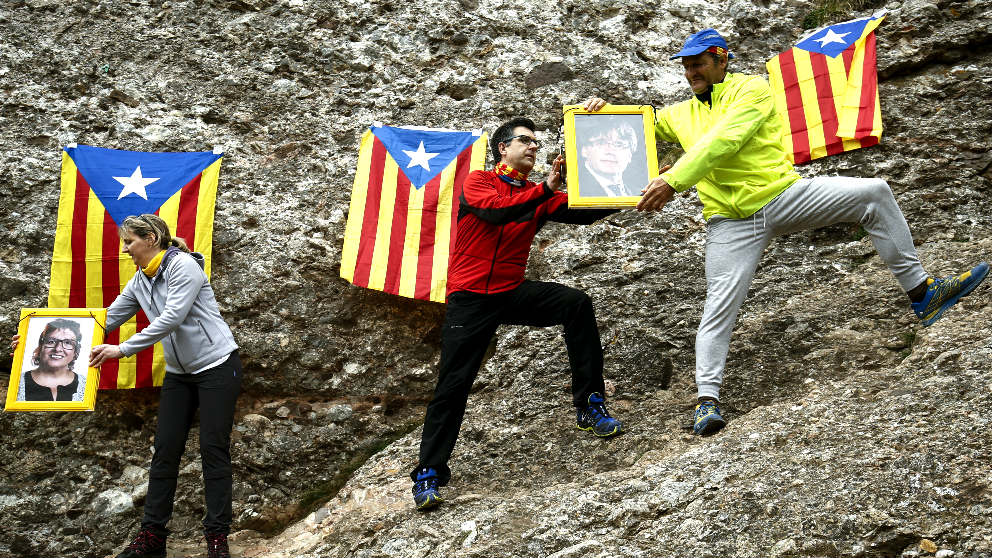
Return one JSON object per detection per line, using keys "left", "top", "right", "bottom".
{"left": 586, "top": 28, "right": 988, "bottom": 435}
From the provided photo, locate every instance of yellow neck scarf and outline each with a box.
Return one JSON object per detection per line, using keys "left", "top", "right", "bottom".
{"left": 142, "top": 250, "right": 167, "bottom": 277}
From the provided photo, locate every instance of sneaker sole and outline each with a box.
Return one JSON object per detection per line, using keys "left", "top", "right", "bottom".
{"left": 576, "top": 424, "right": 623, "bottom": 437}
{"left": 693, "top": 417, "right": 726, "bottom": 436}
{"left": 416, "top": 494, "right": 443, "bottom": 511}
{"left": 921, "top": 264, "right": 989, "bottom": 327}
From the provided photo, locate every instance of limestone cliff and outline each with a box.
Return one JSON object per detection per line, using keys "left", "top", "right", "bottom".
{"left": 0, "top": 0, "right": 990, "bottom": 556}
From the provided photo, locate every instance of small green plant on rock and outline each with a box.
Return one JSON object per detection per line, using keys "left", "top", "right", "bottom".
{"left": 802, "top": 0, "right": 877, "bottom": 29}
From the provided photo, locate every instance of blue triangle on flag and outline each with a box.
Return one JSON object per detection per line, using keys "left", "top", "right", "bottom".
{"left": 66, "top": 145, "right": 223, "bottom": 226}
{"left": 371, "top": 126, "right": 479, "bottom": 189}
{"left": 795, "top": 16, "right": 878, "bottom": 58}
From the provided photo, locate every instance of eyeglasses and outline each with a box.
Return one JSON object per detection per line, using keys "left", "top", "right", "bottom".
{"left": 505, "top": 135, "right": 541, "bottom": 149}
{"left": 590, "top": 138, "right": 633, "bottom": 150}
{"left": 42, "top": 337, "right": 77, "bottom": 351}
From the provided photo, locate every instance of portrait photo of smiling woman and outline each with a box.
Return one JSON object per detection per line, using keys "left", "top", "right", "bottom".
{"left": 7, "top": 308, "right": 104, "bottom": 411}
{"left": 17, "top": 317, "right": 94, "bottom": 402}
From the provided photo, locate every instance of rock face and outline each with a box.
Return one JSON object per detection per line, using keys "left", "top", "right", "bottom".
{"left": 1, "top": 0, "right": 991, "bottom": 557}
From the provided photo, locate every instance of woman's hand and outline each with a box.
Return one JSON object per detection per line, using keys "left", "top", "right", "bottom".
{"left": 90, "top": 344, "right": 124, "bottom": 368}
{"left": 583, "top": 97, "right": 608, "bottom": 112}
{"left": 9, "top": 334, "right": 20, "bottom": 357}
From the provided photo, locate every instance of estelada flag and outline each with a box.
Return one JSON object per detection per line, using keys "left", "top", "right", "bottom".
{"left": 341, "top": 125, "right": 487, "bottom": 303}
{"left": 766, "top": 12, "right": 886, "bottom": 164}
{"left": 49, "top": 145, "right": 223, "bottom": 389}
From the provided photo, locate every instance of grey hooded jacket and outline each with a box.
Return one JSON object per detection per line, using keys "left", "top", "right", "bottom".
{"left": 106, "top": 248, "right": 238, "bottom": 374}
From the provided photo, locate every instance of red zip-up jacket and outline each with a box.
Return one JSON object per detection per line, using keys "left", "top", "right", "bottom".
{"left": 447, "top": 169, "right": 615, "bottom": 296}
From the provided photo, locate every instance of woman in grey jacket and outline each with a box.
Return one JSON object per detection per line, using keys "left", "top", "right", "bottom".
{"left": 90, "top": 214, "right": 240, "bottom": 558}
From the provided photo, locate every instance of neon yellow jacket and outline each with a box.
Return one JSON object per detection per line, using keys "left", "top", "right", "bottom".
{"left": 655, "top": 72, "right": 801, "bottom": 220}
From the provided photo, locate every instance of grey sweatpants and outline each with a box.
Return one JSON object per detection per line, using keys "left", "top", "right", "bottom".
{"left": 696, "top": 176, "right": 929, "bottom": 401}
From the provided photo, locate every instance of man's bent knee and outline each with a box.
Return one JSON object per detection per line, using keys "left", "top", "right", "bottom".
{"left": 858, "top": 177, "right": 893, "bottom": 205}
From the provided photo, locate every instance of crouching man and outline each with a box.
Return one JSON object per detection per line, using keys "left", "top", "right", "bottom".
{"left": 410, "top": 117, "right": 624, "bottom": 510}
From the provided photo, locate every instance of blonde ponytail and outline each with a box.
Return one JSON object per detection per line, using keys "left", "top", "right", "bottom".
{"left": 120, "top": 214, "right": 191, "bottom": 253}
{"left": 171, "top": 237, "right": 191, "bottom": 253}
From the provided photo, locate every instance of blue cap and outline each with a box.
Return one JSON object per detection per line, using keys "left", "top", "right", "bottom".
{"left": 670, "top": 28, "right": 735, "bottom": 60}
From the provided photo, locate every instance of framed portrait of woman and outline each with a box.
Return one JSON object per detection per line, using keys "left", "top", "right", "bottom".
{"left": 562, "top": 104, "right": 659, "bottom": 208}
{"left": 5, "top": 308, "right": 106, "bottom": 412}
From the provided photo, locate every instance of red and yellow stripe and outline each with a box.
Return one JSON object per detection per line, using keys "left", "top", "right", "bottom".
{"left": 49, "top": 151, "right": 222, "bottom": 389}
{"left": 767, "top": 18, "right": 883, "bottom": 164}
{"left": 341, "top": 130, "right": 487, "bottom": 303}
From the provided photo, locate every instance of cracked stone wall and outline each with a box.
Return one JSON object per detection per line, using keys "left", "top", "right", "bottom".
{"left": 0, "top": 0, "right": 990, "bottom": 556}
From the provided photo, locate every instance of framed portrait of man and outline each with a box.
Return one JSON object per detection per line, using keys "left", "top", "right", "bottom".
{"left": 563, "top": 104, "right": 659, "bottom": 208}
{"left": 4, "top": 308, "right": 106, "bottom": 412}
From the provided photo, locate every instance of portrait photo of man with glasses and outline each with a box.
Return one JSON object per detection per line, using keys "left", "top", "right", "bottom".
{"left": 574, "top": 113, "right": 650, "bottom": 198}
{"left": 16, "top": 317, "right": 95, "bottom": 402}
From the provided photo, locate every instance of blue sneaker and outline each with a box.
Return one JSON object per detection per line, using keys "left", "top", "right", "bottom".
{"left": 912, "top": 262, "right": 989, "bottom": 327}
{"left": 693, "top": 400, "right": 726, "bottom": 435}
{"left": 412, "top": 467, "right": 443, "bottom": 510}
{"left": 576, "top": 392, "right": 623, "bottom": 437}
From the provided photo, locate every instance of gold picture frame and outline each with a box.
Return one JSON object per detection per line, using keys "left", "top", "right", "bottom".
{"left": 563, "top": 104, "right": 659, "bottom": 208}
{"left": 5, "top": 308, "right": 106, "bottom": 412}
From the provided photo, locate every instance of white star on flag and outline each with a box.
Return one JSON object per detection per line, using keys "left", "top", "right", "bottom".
{"left": 814, "top": 28, "right": 850, "bottom": 47}
{"left": 113, "top": 166, "right": 160, "bottom": 200}
{"left": 402, "top": 141, "right": 439, "bottom": 171}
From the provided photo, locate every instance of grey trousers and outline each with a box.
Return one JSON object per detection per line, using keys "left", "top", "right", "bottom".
{"left": 696, "top": 176, "right": 929, "bottom": 400}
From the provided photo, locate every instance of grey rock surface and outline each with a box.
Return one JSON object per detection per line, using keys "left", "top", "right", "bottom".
{"left": 0, "top": 0, "right": 990, "bottom": 556}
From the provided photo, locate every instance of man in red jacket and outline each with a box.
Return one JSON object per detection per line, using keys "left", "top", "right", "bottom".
{"left": 410, "top": 117, "right": 623, "bottom": 510}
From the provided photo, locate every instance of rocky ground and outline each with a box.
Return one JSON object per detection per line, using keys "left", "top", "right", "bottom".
{"left": 248, "top": 240, "right": 992, "bottom": 558}
{"left": 0, "top": 0, "right": 990, "bottom": 556}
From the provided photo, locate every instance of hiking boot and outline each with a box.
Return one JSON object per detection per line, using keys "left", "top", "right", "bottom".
{"left": 912, "top": 262, "right": 989, "bottom": 327}
{"left": 412, "top": 467, "right": 443, "bottom": 510}
{"left": 576, "top": 392, "right": 623, "bottom": 437}
{"left": 116, "top": 528, "right": 166, "bottom": 558}
{"left": 206, "top": 532, "right": 231, "bottom": 558}
{"left": 693, "top": 400, "right": 726, "bottom": 435}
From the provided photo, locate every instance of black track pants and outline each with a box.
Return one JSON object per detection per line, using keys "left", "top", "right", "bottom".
{"left": 413, "top": 281, "right": 606, "bottom": 486}
{"left": 142, "top": 351, "right": 242, "bottom": 536}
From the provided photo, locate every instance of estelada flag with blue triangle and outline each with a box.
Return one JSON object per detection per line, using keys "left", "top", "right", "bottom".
{"left": 766, "top": 11, "right": 886, "bottom": 164}
{"left": 341, "top": 124, "right": 488, "bottom": 303}
{"left": 49, "top": 144, "right": 224, "bottom": 389}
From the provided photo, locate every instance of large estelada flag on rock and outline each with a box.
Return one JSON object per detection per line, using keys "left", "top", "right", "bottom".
{"left": 341, "top": 125, "right": 487, "bottom": 303}
{"left": 49, "top": 145, "right": 223, "bottom": 389}
{"left": 766, "top": 12, "right": 886, "bottom": 164}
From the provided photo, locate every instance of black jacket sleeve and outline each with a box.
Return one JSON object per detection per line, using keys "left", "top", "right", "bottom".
{"left": 546, "top": 206, "right": 620, "bottom": 225}
{"left": 460, "top": 172, "right": 554, "bottom": 225}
